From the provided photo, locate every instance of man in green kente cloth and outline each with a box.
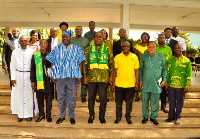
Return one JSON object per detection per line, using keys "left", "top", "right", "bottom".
{"left": 71, "top": 26, "right": 90, "bottom": 103}
{"left": 139, "top": 41, "right": 167, "bottom": 126}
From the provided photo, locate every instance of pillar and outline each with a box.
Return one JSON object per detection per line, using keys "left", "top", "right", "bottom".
{"left": 109, "top": 27, "right": 113, "bottom": 40}
{"left": 120, "top": 4, "right": 130, "bottom": 37}
{"left": 4, "top": 27, "right": 12, "bottom": 40}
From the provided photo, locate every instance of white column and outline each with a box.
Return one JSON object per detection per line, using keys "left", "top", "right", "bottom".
{"left": 120, "top": 4, "right": 130, "bottom": 37}
{"left": 109, "top": 27, "right": 113, "bottom": 40}
{"left": 5, "top": 27, "right": 12, "bottom": 40}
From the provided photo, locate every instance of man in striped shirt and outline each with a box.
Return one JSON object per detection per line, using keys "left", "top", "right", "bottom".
{"left": 46, "top": 30, "right": 86, "bottom": 125}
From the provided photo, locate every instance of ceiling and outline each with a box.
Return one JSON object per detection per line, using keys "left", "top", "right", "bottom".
{"left": 0, "top": 0, "right": 200, "bottom": 32}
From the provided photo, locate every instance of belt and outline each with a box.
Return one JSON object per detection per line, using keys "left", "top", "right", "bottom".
{"left": 16, "top": 69, "right": 31, "bottom": 72}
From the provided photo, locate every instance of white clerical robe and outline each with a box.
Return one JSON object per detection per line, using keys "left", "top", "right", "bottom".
{"left": 10, "top": 47, "right": 38, "bottom": 118}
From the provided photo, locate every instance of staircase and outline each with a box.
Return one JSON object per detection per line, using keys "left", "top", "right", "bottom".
{"left": 0, "top": 79, "right": 200, "bottom": 138}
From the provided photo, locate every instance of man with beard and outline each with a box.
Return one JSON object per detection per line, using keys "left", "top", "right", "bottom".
{"left": 46, "top": 30, "right": 86, "bottom": 125}
{"left": 2, "top": 28, "right": 20, "bottom": 88}
{"left": 113, "top": 28, "right": 134, "bottom": 57}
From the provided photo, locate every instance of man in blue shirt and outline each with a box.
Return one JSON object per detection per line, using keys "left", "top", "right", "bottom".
{"left": 46, "top": 30, "right": 86, "bottom": 125}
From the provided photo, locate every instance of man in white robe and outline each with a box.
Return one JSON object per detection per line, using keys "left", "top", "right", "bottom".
{"left": 10, "top": 35, "right": 38, "bottom": 122}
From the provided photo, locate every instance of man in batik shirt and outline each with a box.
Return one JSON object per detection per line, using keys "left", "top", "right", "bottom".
{"left": 83, "top": 32, "right": 114, "bottom": 124}
{"left": 165, "top": 43, "right": 192, "bottom": 125}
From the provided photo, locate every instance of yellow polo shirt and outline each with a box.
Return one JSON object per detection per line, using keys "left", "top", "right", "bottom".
{"left": 114, "top": 52, "right": 139, "bottom": 88}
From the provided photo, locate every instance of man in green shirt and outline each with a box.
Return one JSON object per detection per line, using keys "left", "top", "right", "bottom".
{"left": 83, "top": 32, "right": 114, "bottom": 124}
{"left": 156, "top": 34, "right": 172, "bottom": 113}
{"left": 71, "top": 26, "right": 90, "bottom": 103}
{"left": 165, "top": 43, "right": 192, "bottom": 125}
{"left": 84, "top": 21, "right": 96, "bottom": 42}
{"left": 139, "top": 41, "right": 167, "bottom": 125}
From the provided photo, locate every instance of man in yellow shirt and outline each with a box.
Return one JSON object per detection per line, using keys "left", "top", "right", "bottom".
{"left": 112, "top": 41, "right": 139, "bottom": 124}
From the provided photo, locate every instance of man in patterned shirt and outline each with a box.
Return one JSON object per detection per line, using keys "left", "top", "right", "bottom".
{"left": 165, "top": 43, "right": 192, "bottom": 125}
{"left": 83, "top": 32, "right": 114, "bottom": 124}
{"left": 46, "top": 30, "right": 86, "bottom": 125}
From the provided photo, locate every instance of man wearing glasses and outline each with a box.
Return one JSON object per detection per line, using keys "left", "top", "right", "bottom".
{"left": 112, "top": 41, "right": 139, "bottom": 124}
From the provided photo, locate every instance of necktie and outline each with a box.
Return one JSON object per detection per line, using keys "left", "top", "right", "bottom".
{"left": 52, "top": 38, "right": 54, "bottom": 51}
{"left": 166, "top": 39, "right": 169, "bottom": 45}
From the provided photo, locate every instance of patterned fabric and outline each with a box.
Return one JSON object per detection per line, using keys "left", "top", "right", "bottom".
{"left": 156, "top": 44, "right": 172, "bottom": 62}
{"left": 46, "top": 43, "right": 86, "bottom": 79}
{"left": 71, "top": 37, "right": 90, "bottom": 51}
{"left": 83, "top": 44, "right": 114, "bottom": 83}
{"left": 62, "top": 30, "right": 74, "bottom": 36}
{"left": 134, "top": 44, "right": 148, "bottom": 60}
{"left": 166, "top": 55, "right": 192, "bottom": 89}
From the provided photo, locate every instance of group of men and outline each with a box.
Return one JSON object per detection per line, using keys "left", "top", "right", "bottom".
{"left": 2, "top": 21, "right": 192, "bottom": 126}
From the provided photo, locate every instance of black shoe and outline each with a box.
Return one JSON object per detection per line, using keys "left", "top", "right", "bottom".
{"left": 47, "top": 117, "right": 52, "bottom": 122}
{"left": 114, "top": 117, "right": 121, "bottom": 124}
{"left": 161, "top": 107, "right": 169, "bottom": 113}
{"left": 165, "top": 118, "right": 175, "bottom": 122}
{"left": 26, "top": 117, "right": 32, "bottom": 122}
{"left": 150, "top": 118, "right": 159, "bottom": 125}
{"left": 135, "top": 98, "right": 140, "bottom": 102}
{"left": 81, "top": 98, "right": 86, "bottom": 103}
{"left": 99, "top": 116, "right": 106, "bottom": 124}
{"left": 17, "top": 118, "right": 23, "bottom": 122}
{"left": 96, "top": 100, "right": 100, "bottom": 103}
{"left": 126, "top": 119, "right": 132, "bottom": 124}
{"left": 70, "top": 118, "right": 76, "bottom": 125}
{"left": 88, "top": 116, "right": 94, "bottom": 123}
{"left": 56, "top": 118, "right": 65, "bottom": 124}
{"left": 142, "top": 118, "right": 148, "bottom": 124}
{"left": 35, "top": 116, "right": 45, "bottom": 122}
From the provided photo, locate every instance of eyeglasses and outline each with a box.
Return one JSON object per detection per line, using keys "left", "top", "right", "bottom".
{"left": 40, "top": 42, "right": 48, "bottom": 45}
{"left": 122, "top": 45, "right": 130, "bottom": 48}
{"left": 141, "top": 36, "right": 148, "bottom": 39}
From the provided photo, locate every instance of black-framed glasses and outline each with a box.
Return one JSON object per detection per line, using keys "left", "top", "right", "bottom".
{"left": 51, "top": 30, "right": 58, "bottom": 33}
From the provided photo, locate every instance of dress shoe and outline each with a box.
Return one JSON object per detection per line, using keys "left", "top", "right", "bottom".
{"left": 81, "top": 98, "right": 86, "bottom": 103}
{"left": 99, "top": 116, "right": 106, "bottom": 124}
{"left": 161, "top": 107, "right": 169, "bottom": 113}
{"left": 126, "top": 119, "right": 132, "bottom": 124}
{"left": 56, "top": 118, "right": 65, "bottom": 124}
{"left": 150, "top": 118, "right": 159, "bottom": 125}
{"left": 70, "top": 118, "right": 76, "bottom": 125}
{"left": 26, "top": 117, "right": 32, "bottom": 122}
{"left": 88, "top": 116, "right": 94, "bottom": 124}
{"left": 174, "top": 118, "right": 180, "bottom": 125}
{"left": 114, "top": 117, "right": 121, "bottom": 124}
{"left": 142, "top": 118, "right": 148, "bottom": 124}
{"left": 47, "top": 117, "right": 52, "bottom": 122}
{"left": 165, "top": 118, "right": 175, "bottom": 122}
{"left": 35, "top": 116, "right": 45, "bottom": 122}
{"left": 96, "top": 100, "right": 100, "bottom": 103}
{"left": 17, "top": 118, "right": 23, "bottom": 122}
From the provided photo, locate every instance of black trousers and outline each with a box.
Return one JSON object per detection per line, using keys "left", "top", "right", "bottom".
{"left": 88, "top": 82, "right": 108, "bottom": 117}
{"left": 115, "top": 86, "right": 135, "bottom": 119}
{"left": 160, "top": 86, "right": 167, "bottom": 108}
{"left": 36, "top": 91, "right": 52, "bottom": 118}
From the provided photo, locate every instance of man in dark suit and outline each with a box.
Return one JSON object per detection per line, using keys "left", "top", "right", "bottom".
{"left": 2, "top": 28, "right": 20, "bottom": 88}
{"left": 113, "top": 28, "right": 134, "bottom": 57}
{"left": 47, "top": 27, "right": 62, "bottom": 100}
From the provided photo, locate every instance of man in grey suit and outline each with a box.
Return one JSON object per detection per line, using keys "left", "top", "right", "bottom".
{"left": 47, "top": 27, "right": 62, "bottom": 99}
{"left": 47, "top": 27, "right": 62, "bottom": 52}
{"left": 2, "top": 28, "right": 20, "bottom": 88}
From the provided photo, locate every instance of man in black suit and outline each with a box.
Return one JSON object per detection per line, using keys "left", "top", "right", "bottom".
{"left": 113, "top": 28, "right": 134, "bottom": 57}
{"left": 2, "top": 28, "right": 20, "bottom": 88}
{"left": 47, "top": 27, "right": 62, "bottom": 100}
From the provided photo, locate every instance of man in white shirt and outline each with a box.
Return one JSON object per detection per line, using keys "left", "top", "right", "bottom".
{"left": 171, "top": 26, "right": 186, "bottom": 56}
